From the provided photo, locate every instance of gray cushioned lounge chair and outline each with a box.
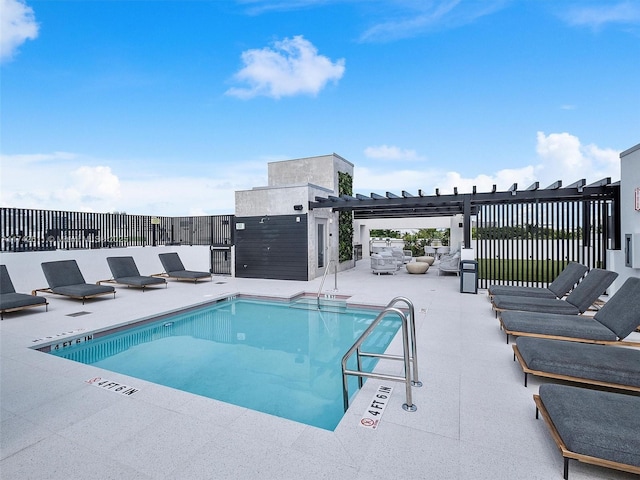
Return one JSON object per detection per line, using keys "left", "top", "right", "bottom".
{"left": 158, "top": 253, "right": 211, "bottom": 283}
{"left": 38, "top": 260, "right": 115, "bottom": 304}
{"left": 370, "top": 252, "right": 397, "bottom": 275}
{"left": 105, "top": 256, "right": 167, "bottom": 291}
{"left": 0, "top": 265, "right": 48, "bottom": 319}
{"left": 488, "top": 262, "right": 588, "bottom": 299}
{"left": 437, "top": 251, "right": 460, "bottom": 276}
{"left": 492, "top": 268, "right": 617, "bottom": 316}
{"left": 499, "top": 277, "right": 640, "bottom": 345}
{"left": 534, "top": 384, "right": 640, "bottom": 479}
{"left": 513, "top": 337, "right": 640, "bottom": 391}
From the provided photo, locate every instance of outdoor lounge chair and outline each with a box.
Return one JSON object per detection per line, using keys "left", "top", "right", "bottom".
{"left": 513, "top": 337, "right": 640, "bottom": 391}
{"left": 534, "top": 384, "right": 640, "bottom": 479}
{"left": 370, "top": 252, "right": 397, "bottom": 275}
{"left": 437, "top": 251, "right": 460, "bottom": 276}
{"left": 487, "top": 262, "right": 588, "bottom": 299}
{"left": 158, "top": 252, "right": 211, "bottom": 283}
{"left": 104, "top": 256, "right": 167, "bottom": 291}
{"left": 37, "top": 260, "right": 116, "bottom": 304}
{"left": 499, "top": 277, "right": 640, "bottom": 345}
{"left": 389, "top": 248, "right": 405, "bottom": 268}
{"left": 491, "top": 268, "right": 617, "bottom": 316}
{"left": 0, "top": 265, "right": 48, "bottom": 319}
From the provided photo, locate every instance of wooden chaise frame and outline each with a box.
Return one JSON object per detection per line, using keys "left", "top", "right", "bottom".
{"left": 498, "top": 316, "right": 640, "bottom": 347}
{"left": 96, "top": 278, "right": 167, "bottom": 290}
{"left": 1, "top": 299, "right": 49, "bottom": 319}
{"left": 492, "top": 302, "right": 601, "bottom": 318}
{"left": 32, "top": 286, "right": 115, "bottom": 305}
{"left": 512, "top": 344, "right": 640, "bottom": 392}
{"left": 150, "top": 271, "right": 211, "bottom": 283}
{"left": 533, "top": 394, "right": 640, "bottom": 479}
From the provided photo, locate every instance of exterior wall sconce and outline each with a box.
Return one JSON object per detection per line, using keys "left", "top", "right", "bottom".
{"left": 293, "top": 204, "right": 303, "bottom": 211}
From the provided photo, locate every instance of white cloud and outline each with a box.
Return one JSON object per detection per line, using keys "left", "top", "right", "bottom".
{"left": 559, "top": 1, "right": 640, "bottom": 29}
{"left": 364, "top": 145, "right": 421, "bottom": 161}
{"left": 226, "top": 35, "right": 345, "bottom": 99}
{"left": 0, "top": 155, "right": 122, "bottom": 213}
{"left": 0, "top": 133, "right": 621, "bottom": 216}
{"left": 72, "top": 166, "right": 121, "bottom": 200}
{"left": 354, "top": 132, "right": 620, "bottom": 197}
{"left": 359, "top": 0, "right": 508, "bottom": 42}
{"left": 535, "top": 131, "right": 620, "bottom": 185}
{"left": 0, "top": 152, "right": 267, "bottom": 216}
{"left": 2, "top": 151, "right": 79, "bottom": 163}
{"left": 0, "top": 0, "right": 38, "bottom": 62}
{"left": 354, "top": 164, "right": 537, "bottom": 197}
{"left": 236, "top": 0, "right": 337, "bottom": 15}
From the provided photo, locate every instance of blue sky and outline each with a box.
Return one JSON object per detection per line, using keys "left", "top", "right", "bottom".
{"left": 1, "top": 0, "right": 639, "bottom": 216}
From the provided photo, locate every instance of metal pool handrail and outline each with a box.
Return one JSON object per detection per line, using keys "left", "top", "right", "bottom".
{"left": 385, "top": 296, "right": 421, "bottom": 387}
{"left": 317, "top": 259, "right": 337, "bottom": 308}
{"left": 341, "top": 302, "right": 418, "bottom": 413}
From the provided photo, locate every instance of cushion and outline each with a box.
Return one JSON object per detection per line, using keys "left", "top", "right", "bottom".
{"left": 546, "top": 262, "right": 588, "bottom": 298}
{"left": 113, "top": 276, "right": 166, "bottom": 287}
{"left": 0, "top": 265, "right": 16, "bottom": 294}
{"left": 538, "top": 384, "right": 640, "bottom": 467}
{"left": 42, "top": 260, "right": 87, "bottom": 288}
{"left": 488, "top": 285, "right": 556, "bottom": 299}
{"left": 159, "top": 253, "right": 185, "bottom": 272}
{"left": 107, "top": 256, "right": 141, "bottom": 279}
{"left": 564, "top": 268, "right": 617, "bottom": 313}
{"left": 493, "top": 296, "right": 580, "bottom": 315}
{"left": 500, "top": 311, "right": 618, "bottom": 341}
{"left": 0, "top": 292, "right": 47, "bottom": 310}
{"left": 517, "top": 337, "right": 640, "bottom": 387}
{"left": 51, "top": 284, "right": 115, "bottom": 297}
{"left": 489, "top": 262, "right": 587, "bottom": 299}
{"left": 166, "top": 270, "right": 210, "bottom": 279}
{"left": 593, "top": 277, "right": 640, "bottom": 340}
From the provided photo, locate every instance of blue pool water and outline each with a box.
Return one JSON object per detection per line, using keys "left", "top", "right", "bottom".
{"left": 48, "top": 297, "right": 401, "bottom": 430}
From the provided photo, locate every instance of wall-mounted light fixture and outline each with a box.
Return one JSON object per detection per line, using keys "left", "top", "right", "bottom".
{"left": 293, "top": 204, "right": 303, "bottom": 211}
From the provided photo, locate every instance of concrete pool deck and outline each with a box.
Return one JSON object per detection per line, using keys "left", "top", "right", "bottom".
{"left": 1, "top": 259, "right": 639, "bottom": 479}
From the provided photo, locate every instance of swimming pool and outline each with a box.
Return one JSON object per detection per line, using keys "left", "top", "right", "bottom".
{"left": 46, "top": 296, "right": 402, "bottom": 430}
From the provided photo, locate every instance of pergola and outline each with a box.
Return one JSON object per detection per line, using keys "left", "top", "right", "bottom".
{"left": 309, "top": 178, "right": 621, "bottom": 249}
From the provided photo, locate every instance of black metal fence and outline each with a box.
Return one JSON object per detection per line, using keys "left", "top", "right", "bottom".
{"left": 475, "top": 197, "right": 614, "bottom": 289}
{"left": 0, "top": 208, "right": 234, "bottom": 252}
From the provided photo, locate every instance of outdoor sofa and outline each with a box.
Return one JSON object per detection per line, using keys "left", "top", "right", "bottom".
{"left": 103, "top": 256, "right": 167, "bottom": 291}
{"left": 513, "top": 336, "right": 640, "bottom": 391}
{"left": 534, "top": 384, "right": 640, "bottom": 479}
{"left": 487, "top": 262, "right": 588, "bottom": 299}
{"left": 499, "top": 276, "right": 640, "bottom": 345}
{"left": 491, "top": 268, "right": 617, "bottom": 316}
{"left": 158, "top": 252, "right": 211, "bottom": 283}
{"left": 0, "top": 265, "right": 48, "bottom": 319}
{"left": 36, "top": 260, "right": 116, "bottom": 304}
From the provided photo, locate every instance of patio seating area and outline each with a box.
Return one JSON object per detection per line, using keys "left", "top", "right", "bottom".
{"left": 1, "top": 255, "right": 639, "bottom": 479}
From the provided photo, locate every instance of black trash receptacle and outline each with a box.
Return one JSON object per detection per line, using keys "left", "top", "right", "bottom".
{"left": 460, "top": 260, "right": 478, "bottom": 294}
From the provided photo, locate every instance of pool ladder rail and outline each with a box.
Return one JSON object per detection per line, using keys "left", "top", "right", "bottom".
{"left": 317, "top": 259, "right": 338, "bottom": 308}
{"left": 341, "top": 296, "right": 422, "bottom": 413}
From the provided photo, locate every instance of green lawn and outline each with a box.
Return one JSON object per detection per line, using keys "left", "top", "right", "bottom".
{"left": 477, "top": 259, "right": 567, "bottom": 283}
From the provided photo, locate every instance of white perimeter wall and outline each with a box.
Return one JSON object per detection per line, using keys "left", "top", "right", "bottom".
{"left": 608, "top": 143, "right": 640, "bottom": 294}
{"left": 0, "top": 245, "right": 211, "bottom": 293}
{"left": 355, "top": 215, "right": 464, "bottom": 257}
